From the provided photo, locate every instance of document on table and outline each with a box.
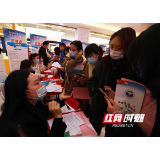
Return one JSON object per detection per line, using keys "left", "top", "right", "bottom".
{"left": 51, "top": 62, "right": 61, "bottom": 68}
{"left": 48, "top": 75, "right": 53, "bottom": 78}
{"left": 61, "top": 105, "right": 75, "bottom": 114}
{"left": 44, "top": 69, "right": 51, "bottom": 73}
{"left": 47, "top": 112, "right": 84, "bottom": 132}
{"left": 46, "top": 82, "right": 62, "bottom": 92}
{"left": 62, "top": 112, "right": 84, "bottom": 132}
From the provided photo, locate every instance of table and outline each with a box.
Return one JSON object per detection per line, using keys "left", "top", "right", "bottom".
{"left": 47, "top": 109, "right": 98, "bottom": 137}
{"left": 42, "top": 73, "right": 64, "bottom": 103}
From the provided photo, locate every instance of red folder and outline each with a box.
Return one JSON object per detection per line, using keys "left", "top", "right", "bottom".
{"left": 73, "top": 87, "right": 92, "bottom": 100}
{"left": 66, "top": 97, "right": 81, "bottom": 110}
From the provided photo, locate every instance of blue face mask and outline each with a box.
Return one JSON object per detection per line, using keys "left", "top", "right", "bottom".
{"left": 87, "top": 57, "right": 97, "bottom": 65}
{"left": 26, "top": 85, "right": 47, "bottom": 101}
{"left": 69, "top": 51, "right": 77, "bottom": 58}
{"left": 32, "top": 67, "right": 35, "bottom": 71}
{"left": 35, "top": 59, "right": 39, "bottom": 63}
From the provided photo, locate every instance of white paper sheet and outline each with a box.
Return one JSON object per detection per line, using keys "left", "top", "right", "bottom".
{"left": 51, "top": 62, "right": 61, "bottom": 68}
{"left": 61, "top": 105, "right": 75, "bottom": 114}
{"left": 62, "top": 112, "right": 84, "bottom": 132}
{"left": 69, "top": 127, "right": 82, "bottom": 136}
{"left": 48, "top": 75, "right": 53, "bottom": 78}
{"left": 46, "top": 82, "right": 62, "bottom": 92}
{"left": 47, "top": 112, "right": 84, "bottom": 132}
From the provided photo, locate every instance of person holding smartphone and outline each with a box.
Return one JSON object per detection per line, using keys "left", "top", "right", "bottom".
{"left": 60, "top": 40, "right": 85, "bottom": 92}
{"left": 88, "top": 27, "right": 136, "bottom": 135}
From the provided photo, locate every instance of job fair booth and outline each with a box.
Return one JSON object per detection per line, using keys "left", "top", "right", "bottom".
{"left": 0, "top": 26, "right": 98, "bottom": 137}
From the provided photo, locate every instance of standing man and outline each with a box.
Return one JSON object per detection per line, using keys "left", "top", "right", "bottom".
{"left": 59, "top": 43, "right": 66, "bottom": 79}
{"left": 39, "top": 41, "right": 49, "bottom": 67}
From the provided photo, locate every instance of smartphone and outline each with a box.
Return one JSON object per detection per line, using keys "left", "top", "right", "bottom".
{"left": 65, "top": 90, "right": 72, "bottom": 95}
{"left": 99, "top": 88, "right": 110, "bottom": 101}
{"left": 75, "top": 73, "right": 88, "bottom": 79}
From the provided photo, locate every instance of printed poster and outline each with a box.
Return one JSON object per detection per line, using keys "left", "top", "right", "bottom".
{"left": 3, "top": 28, "right": 28, "bottom": 72}
{"left": 114, "top": 79, "right": 146, "bottom": 114}
{"left": 0, "top": 54, "right": 7, "bottom": 83}
{"left": 30, "top": 34, "right": 47, "bottom": 54}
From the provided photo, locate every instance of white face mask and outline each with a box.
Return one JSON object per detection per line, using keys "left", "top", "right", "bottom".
{"left": 110, "top": 49, "right": 124, "bottom": 60}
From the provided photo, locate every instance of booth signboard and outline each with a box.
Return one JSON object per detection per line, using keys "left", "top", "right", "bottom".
{"left": 99, "top": 45, "right": 106, "bottom": 51}
{"left": 3, "top": 28, "right": 28, "bottom": 72}
{"left": 0, "top": 54, "right": 7, "bottom": 83}
{"left": 61, "top": 39, "right": 72, "bottom": 47}
{"left": 30, "top": 34, "right": 47, "bottom": 54}
{"left": 82, "top": 42, "right": 89, "bottom": 52}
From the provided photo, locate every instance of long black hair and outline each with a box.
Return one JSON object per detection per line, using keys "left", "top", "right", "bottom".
{"left": 0, "top": 70, "right": 31, "bottom": 120}
{"left": 29, "top": 53, "right": 38, "bottom": 61}
{"left": 126, "top": 23, "right": 160, "bottom": 99}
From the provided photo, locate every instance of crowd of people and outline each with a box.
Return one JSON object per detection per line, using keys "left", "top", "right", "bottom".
{"left": 0, "top": 23, "right": 160, "bottom": 137}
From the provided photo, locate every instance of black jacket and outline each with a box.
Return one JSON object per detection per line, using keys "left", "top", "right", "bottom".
{"left": 88, "top": 57, "right": 127, "bottom": 121}
{"left": 39, "top": 46, "right": 49, "bottom": 67}
{"left": 88, "top": 57, "right": 145, "bottom": 137}
{"left": 12, "top": 97, "right": 67, "bottom": 137}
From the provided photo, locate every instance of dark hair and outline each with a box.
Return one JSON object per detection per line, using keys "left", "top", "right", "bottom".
{"left": 70, "top": 40, "right": 83, "bottom": 52}
{"left": 60, "top": 43, "right": 66, "bottom": 48}
{"left": 85, "top": 43, "right": 103, "bottom": 61}
{"left": 29, "top": 53, "right": 38, "bottom": 61}
{"left": 64, "top": 47, "right": 70, "bottom": 53}
{"left": 1, "top": 70, "right": 31, "bottom": 120}
{"left": 54, "top": 47, "right": 60, "bottom": 56}
{"left": 127, "top": 24, "right": 160, "bottom": 91}
{"left": 39, "top": 54, "right": 42, "bottom": 59}
{"left": 103, "top": 27, "right": 136, "bottom": 69}
{"left": 20, "top": 59, "right": 33, "bottom": 70}
{"left": 0, "top": 120, "right": 25, "bottom": 137}
{"left": 43, "top": 41, "right": 49, "bottom": 46}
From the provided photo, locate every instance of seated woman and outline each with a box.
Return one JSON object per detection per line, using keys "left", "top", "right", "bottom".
{"left": 20, "top": 59, "right": 35, "bottom": 74}
{"left": 20, "top": 59, "right": 50, "bottom": 86}
{"left": 29, "top": 53, "right": 48, "bottom": 79}
{"left": 38, "top": 54, "right": 47, "bottom": 73}
{"left": 0, "top": 70, "right": 72, "bottom": 137}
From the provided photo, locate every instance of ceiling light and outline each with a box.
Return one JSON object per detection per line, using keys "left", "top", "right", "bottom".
{"left": 89, "top": 37, "right": 110, "bottom": 45}
{"left": 26, "top": 27, "right": 65, "bottom": 40}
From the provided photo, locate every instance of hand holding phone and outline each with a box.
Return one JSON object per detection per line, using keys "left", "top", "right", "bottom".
{"left": 99, "top": 88, "right": 110, "bottom": 101}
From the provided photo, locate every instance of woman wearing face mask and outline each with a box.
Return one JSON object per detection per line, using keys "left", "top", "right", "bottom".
{"left": 60, "top": 40, "right": 85, "bottom": 93}
{"left": 75, "top": 43, "right": 103, "bottom": 117}
{"left": 29, "top": 53, "right": 48, "bottom": 79}
{"left": 104, "top": 23, "right": 160, "bottom": 137}
{"left": 20, "top": 59, "right": 50, "bottom": 86}
{"left": 88, "top": 27, "right": 136, "bottom": 135}
{"left": 38, "top": 54, "right": 47, "bottom": 73}
{"left": 20, "top": 59, "right": 35, "bottom": 74}
{"left": 0, "top": 70, "right": 72, "bottom": 137}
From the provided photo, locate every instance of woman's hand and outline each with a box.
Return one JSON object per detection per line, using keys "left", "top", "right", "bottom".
{"left": 79, "top": 74, "right": 87, "bottom": 82}
{"left": 59, "top": 88, "right": 73, "bottom": 101}
{"left": 47, "top": 78, "right": 51, "bottom": 83}
{"left": 70, "top": 74, "right": 78, "bottom": 81}
{"left": 78, "top": 50, "right": 83, "bottom": 57}
{"left": 104, "top": 97, "right": 121, "bottom": 113}
{"left": 104, "top": 86, "right": 115, "bottom": 100}
{"left": 60, "top": 67, "right": 64, "bottom": 71}
{"left": 48, "top": 101, "right": 62, "bottom": 118}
